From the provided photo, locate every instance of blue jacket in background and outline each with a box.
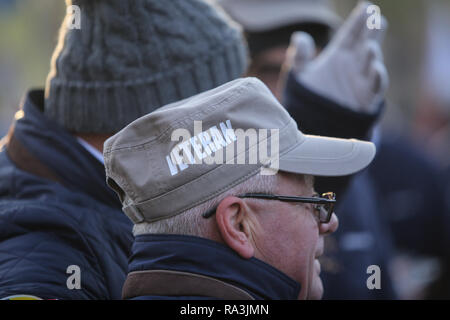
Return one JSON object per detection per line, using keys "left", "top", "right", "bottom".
{"left": 0, "top": 90, "right": 133, "bottom": 299}
{"left": 369, "top": 134, "right": 450, "bottom": 258}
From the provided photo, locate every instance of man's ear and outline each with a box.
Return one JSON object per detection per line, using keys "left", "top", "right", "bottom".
{"left": 215, "top": 196, "right": 254, "bottom": 259}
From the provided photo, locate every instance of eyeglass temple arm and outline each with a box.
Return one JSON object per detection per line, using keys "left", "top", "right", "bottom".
{"left": 239, "top": 194, "right": 336, "bottom": 204}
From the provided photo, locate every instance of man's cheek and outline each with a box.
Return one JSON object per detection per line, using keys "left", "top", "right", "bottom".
{"left": 309, "top": 274, "right": 324, "bottom": 300}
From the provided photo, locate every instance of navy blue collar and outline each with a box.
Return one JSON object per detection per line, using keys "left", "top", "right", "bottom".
{"left": 8, "top": 90, "right": 121, "bottom": 208}
{"left": 128, "top": 234, "right": 301, "bottom": 300}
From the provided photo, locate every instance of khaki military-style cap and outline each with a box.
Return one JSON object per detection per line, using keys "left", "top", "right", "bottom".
{"left": 104, "top": 77, "right": 375, "bottom": 224}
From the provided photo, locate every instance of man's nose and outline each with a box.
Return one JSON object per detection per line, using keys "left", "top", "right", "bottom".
{"left": 319, "top": 213, "right": 339, "bottom": 235}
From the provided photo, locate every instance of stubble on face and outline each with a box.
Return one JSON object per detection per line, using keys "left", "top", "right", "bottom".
{"left": 246, "top": 173, "right": 324, "bottom": 299}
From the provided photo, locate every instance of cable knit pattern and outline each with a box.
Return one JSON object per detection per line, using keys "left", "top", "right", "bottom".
{"left": 44, "top": 0, "right": 248, "bottom": 133}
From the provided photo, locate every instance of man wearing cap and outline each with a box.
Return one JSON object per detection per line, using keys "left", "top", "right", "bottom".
{"left": 0, "top": 0, "right": 246, "bottom": 299}
{"left": 104, "top": 77, "right": 376, "bottom": 300}
{"left": 220, "top": 0, "right": 397, "bottom": 299}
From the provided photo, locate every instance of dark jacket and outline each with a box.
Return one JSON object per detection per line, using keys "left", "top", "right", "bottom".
{"left": 0, "top": 90, "right": 133, "bottom": 299}
{"left": 369, "top": 134, "right": 450, "bottom": 257}
{"left": 122, "top": 234, "right": 301, "bottom": 300}
{"left": 283, "top": 73, "right": 397, "bottom": 299}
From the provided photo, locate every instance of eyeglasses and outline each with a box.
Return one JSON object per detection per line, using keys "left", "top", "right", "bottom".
{"left": 202, "top": 192, "right": 336, "bottom": 224}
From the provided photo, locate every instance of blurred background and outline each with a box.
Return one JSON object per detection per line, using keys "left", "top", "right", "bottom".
{"left": 0, "top": 0, "right": 64, "bottom": 134}
{"left": 0, "top": 0, "right": 449, "bottom": 299}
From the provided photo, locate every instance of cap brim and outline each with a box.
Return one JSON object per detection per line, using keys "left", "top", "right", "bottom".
{"left": 278, "top": 135, "right": 376, "bottom": 177}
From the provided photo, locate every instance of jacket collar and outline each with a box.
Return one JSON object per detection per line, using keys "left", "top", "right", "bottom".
{"left": 4, "top": 89, "right": 121, "bottom": 208}
{"left": 128, "top": 234, "right": 301, "bottom": 300}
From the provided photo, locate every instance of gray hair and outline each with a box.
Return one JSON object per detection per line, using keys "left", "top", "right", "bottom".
{"left": 133, "top": 173, "right": 312, "bottom": 237}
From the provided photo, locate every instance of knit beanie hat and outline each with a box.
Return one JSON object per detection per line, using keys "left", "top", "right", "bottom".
{"left": 44, "top": 0, "right": 248, "bottom": 133}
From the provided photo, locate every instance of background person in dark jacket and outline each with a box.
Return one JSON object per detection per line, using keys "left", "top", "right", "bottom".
{"left": 282, "top": 1, "right": 450, "bottom": 299}
{"left": 220, "top": 0, "right": 450, "bottom": 299}
{"left": 103, "top": 77, "right": 376, "bottom": 300}
{"left": 220, "top": 0, "right": 396, "bottom": 298}
{"left": 0, "top": 0, "right": 247, "bottom": 300}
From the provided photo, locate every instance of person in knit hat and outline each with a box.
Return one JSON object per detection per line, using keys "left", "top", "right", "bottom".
{"left": 45, "top": 0, "right": 247, "bottom": 134}
{"left": 0, "top": 0, "right": 246, "bottom": 300}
